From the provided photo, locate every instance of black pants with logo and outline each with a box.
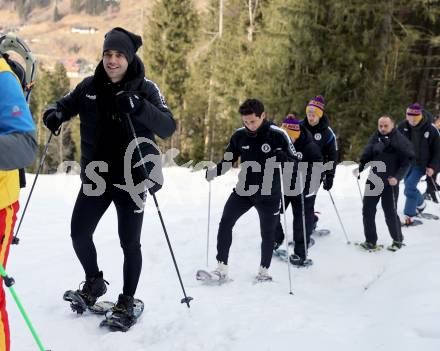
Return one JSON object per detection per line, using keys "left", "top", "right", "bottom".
{"left": 71, "top": 184, "right": 144, "bottom": 297}
{"left": 362, "top": 184, "right": 402, "bottom": 244}
{"left": 274, "top": 194, "right": 316, "bottom": 259}
{"left": 216, "top": 191, "right": 280, "bottom": 269}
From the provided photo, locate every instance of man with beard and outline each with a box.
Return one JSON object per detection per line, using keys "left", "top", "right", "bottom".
{"left": 43, "top": 27, "right": 175, "bottom": 325}
{"left": 357, "top": 116, "right": 414, "bottom": 251}
{"left": 424, "top": 115, "right": 440, "bottom": 203}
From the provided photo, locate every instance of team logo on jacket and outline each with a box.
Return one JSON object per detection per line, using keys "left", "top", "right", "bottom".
{"left": 424, "top": 131, "right": 430, "bottom": 138}
{"left": 261, "top": 143, "right": 271, "bottom": 153}
{"left": 86, "top": 94, "right": 96, "bottom": 100}
{"left": 314, "top": 133, "right": 322, "bottom": 141}
{"left": 296, "top": 152, "right": 303, "bottom": 160}
{"left": 11, "top": 105, "right": 23, "bottom": 117}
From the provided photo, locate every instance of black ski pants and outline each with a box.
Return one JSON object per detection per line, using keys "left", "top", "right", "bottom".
{"left": 362, "top": 183, "right": 402, "bottom": 244}
{"left": 274, "top": 194, "right": 316, "bottom": 259}
{"left": 71, "top": 185, "right": 144, "bottom": 297}
{"left": 216, "top": 191, "right": 280, "bottom": 269}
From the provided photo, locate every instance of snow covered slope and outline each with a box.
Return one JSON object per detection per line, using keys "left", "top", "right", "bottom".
{"left": 8, "top": 165, "right": 440, "bottom": 350}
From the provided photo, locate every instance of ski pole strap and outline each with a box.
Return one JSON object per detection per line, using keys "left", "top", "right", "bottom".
{"left": 0, "top": 263, "right": 49, "bottom": 351}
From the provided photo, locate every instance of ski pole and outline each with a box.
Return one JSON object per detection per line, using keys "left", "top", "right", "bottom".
{"left": 299, "top": 171, "right": 309, "bottom": 260}
{"left": 390, "top": 183, "right": 403, "bottom": 242}
{"left": 356, "top": 176, "right": 363, "bottom": 202}
{"left": 206, "top": 180, "right": 212, "bottom": 267}
{"left": 13, "top": 132, "right": 53, "bottom": 245}
{"left": 125, "top": 114, "right": 193, "bottom": 308}
{"left": 328, "top": 191, "right": 351, "bottom": 244}
{"left": 0, "top": 263, "right": 49, "bottom": 351}
{"left": 278, "top": 165, "right": 293, "bottom": 295}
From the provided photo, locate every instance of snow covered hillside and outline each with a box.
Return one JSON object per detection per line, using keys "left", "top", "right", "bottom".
{"left": 8, "top": 165, "right": 440, "bottom": 350}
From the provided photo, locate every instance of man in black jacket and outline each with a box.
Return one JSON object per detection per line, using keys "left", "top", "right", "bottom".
{"left": 397, "top": 103, "right": 440, "bottom": 226}
{"left": 424, "top": 115, "right": 440, "bottom": 203}
{"left": 358, "top": 116, "right": 414, "bottom": 251}
{"left": 206, "top": 99, "right": 298, "bottom": 282}
{"left": 302, "top": 95, "right": 338, "bottom": 230}
{"left": 274, "top": 115, "right": 322, "bottom": 266}
{"left": 43, "top": 27, "right": 176, "bottom": 319}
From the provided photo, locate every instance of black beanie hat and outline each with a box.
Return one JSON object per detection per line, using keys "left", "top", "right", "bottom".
{"left": 102, "top": 27, "right": 143, "bottom": 64}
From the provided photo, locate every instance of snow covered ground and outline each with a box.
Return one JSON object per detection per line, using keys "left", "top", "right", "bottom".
{"left": 7, "top": 165, "right": 440, "bottom": 350}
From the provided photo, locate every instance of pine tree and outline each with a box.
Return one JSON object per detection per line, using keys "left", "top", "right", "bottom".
{"left": 143, "top": 0, "right": 200, "bottom": 155}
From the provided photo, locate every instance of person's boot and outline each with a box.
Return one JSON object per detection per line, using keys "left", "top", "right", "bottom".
{"left": 289, "top": 254, "right": 313, "bottom": 267}
{"left": 416, "top": 201, "right": 427, "bottom": 214}
{"left": 255, "top": 266, "right": 273, "bottom": 282}
{"left": 211, "top": 262, "right": 228, "bottom": 281}
{"left": 77, "top": 271, "right": 108, "bottom": 306}
{"left": 387, "top": 241, "right": 406, "bottom": 252}
{"left": 112, "top": 294, "right": 135, "bottom": 318}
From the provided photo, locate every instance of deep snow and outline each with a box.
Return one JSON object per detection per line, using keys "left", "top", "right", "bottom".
{"left": 6, "top": 165, "right": 440, "bottom": 351}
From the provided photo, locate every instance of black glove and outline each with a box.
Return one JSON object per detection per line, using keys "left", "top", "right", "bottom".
{"left": 323, "top": 175, "right": 334, "bottom": 191}
{"left": 42, "top": 108, "right": 63, "bottom": 134}
{"left": 116, "top": 91, "right": 143, "bottom": 115}
{"left": 146, "top": 178, "right": 162, "bottom": 194}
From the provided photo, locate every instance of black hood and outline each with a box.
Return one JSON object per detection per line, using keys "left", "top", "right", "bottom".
{"left": 294, "top": 124, "right": 314, "bottom": 150}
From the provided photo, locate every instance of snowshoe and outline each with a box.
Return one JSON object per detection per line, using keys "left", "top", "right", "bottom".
{"left": 254, "top": 266, "right": 273, "bottom": 283}
{"left": 63, "top": 290, "right": 114, "bottom": 315}
{"left": 289, "top": 254, "right": 313, "bottom": 267}
{"left": 401, "top": 216, "right": 423, "bottom": 227}
{"left": 311, "top": 229, "right": 330, "bottom": 236}
{"left": 196, "top": 262, "right": 231, "bottom": 285}
{"left": 387, "top": 241, "right": 406, "bottom": 252}
{"left": 355, "top": 242, "right": 384, "bottom": 252}
{"left": 196, "top": 269, "right": 232, "bottom": 285}
{"left": 417, "top": 212, "right": 439, "bottom": 220}
{"left": 273, "top": 248, "right": 289, "bottom": 262}
{"left": 100, "top": 295, "right": 144, "bottom": 332}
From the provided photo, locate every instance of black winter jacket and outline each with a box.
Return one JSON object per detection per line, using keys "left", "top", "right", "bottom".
{"left": 212, "top": 120, "right": 298, "bottom": 196}
{"left": 360, "top": 128, "right": 415, "bottom": 181}
{"left": 286, "top": 125, "right": 323, "bottom": 196}
{"left": 52, "top": 55, "right": 176, "bottom": 189}
{"left": 398, "top": 115, "right": 440, "bottom": 172}
{"left": 302, "top": 114, "right": 338, "bottom": 182}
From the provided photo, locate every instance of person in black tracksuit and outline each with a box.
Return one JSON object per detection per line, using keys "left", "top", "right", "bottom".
{"left": 206, "top": 99, "right": 298, "bottom": 280}
{"left": 43, "top": 27, "right": 176, "bottom": 316}
{"left": 358, "top": 116, "right": 414, "bottom": 250}
{"left": 397, "top": 104, "right": 440, "bottom": 225}
{"left": 424, "top": 116, "right": 440, "bottom": 203}
{"left": 302, "top": 96, "right": 338, "bottom": 229}
{"left": 273, "top": 116, "right": 322, "bottom": 265}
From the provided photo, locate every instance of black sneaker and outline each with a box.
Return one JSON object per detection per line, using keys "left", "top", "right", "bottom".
{"left": 112, "top": 294, "right": 135, "bottom": 318}
{"left": 77, "top": 271, "right": 108, "bottom": 306}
